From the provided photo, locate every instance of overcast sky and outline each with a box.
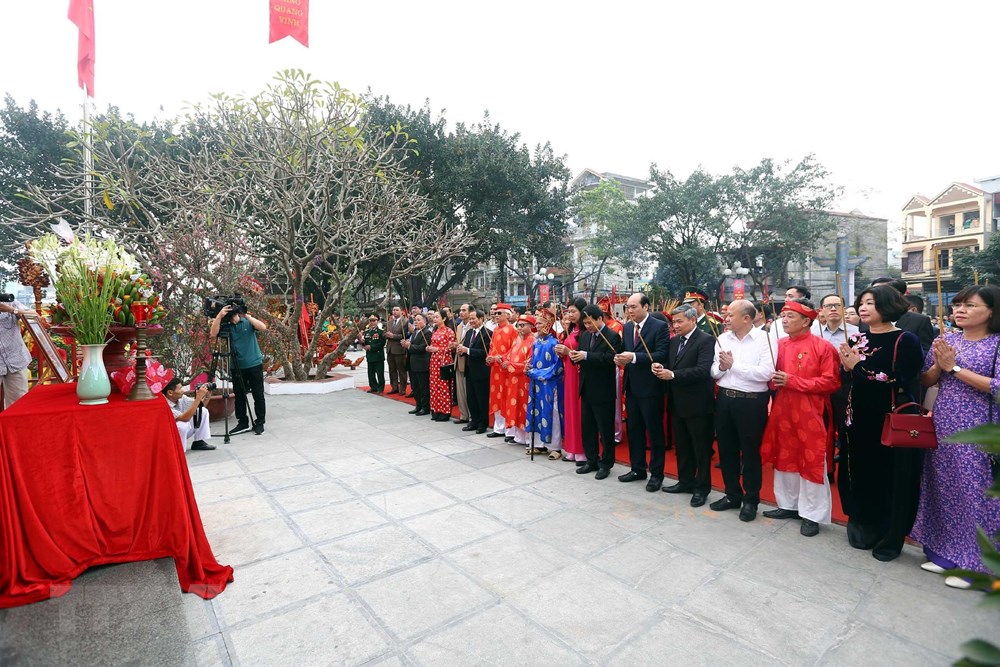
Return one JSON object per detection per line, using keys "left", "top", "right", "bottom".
{"left": 5, "top": 1, "right": 999, "bottom": 229}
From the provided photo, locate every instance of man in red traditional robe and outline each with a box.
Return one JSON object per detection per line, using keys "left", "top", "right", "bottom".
{"left": 486, "top": 304, "right": 517, "bottom": 439}
{"left": 760, "top": 299, "right": 841, "bottom": 537}
{"left": 501, "top": 314, "right": 536, "bottom": 445}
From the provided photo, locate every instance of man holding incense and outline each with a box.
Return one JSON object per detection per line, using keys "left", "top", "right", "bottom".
{"left": 614, "top": 293, "right": 670, "bottom": 491}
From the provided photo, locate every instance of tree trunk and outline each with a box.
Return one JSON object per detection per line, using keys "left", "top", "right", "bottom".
{"left": 591, "top": 257, "right": 608, "bottom": 302}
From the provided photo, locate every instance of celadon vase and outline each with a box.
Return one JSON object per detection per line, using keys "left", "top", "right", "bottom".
{"left": 77, "top": 343, "right": 112, "bottom": 405}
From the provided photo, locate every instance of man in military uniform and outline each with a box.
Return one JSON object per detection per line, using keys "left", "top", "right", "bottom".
{"left": 682, "top": 287, "right": 719, "bottom": 337}
{"left": 360, "top": 313, "right": 386, "bottom": 393}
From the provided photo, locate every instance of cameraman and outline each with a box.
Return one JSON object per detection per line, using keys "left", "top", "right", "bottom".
{"left": 162, "top": 379, "right": 215, "bottom": 451}
{"left": 0, "top": 297, "right": 31, "bottom": 409}
{"left": 209, "top": 304, "right": 267, "bottom": 435}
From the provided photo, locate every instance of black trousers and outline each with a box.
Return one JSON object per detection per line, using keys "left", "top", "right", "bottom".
{"left": 410, "top": 370, "right": 430, "bottom": 411}
{"left": 715, "top": 393, "right": 769, "bottom": 504}
{"left": 366, "top": 354, "right": 385, "bottom": 391}
{"left": 581, "top": 398, "right": 616, "bottom": 469}
{"left": 672, "top": 413, "right": 714, "bottom": 495}
{"left": 234, "top": 363, "right": 266, "bottom": 426}
{"left": 387, "top": 352, "right": 406, "bottom": 391}
{"left": 626, "top": 394, "right": 665, "bottom": 476}
{"left": 466, "top": 374, "right": 490, "bottom": 429}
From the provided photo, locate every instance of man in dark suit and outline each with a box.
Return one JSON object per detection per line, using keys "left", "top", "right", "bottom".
{"left": 384, "top": 306, "right": 410, "bottom": 395}
{"left": 570, "top": 304, "right": 623, "bottom": 479}
{"left": 457, "top": 308, "right": 492, "bottom": 434}
{"left": 615, "top": 292, "right": 670, "bottom": 491}
{"left": 402, "top": 313, "right": 431, "bottom": 416}
{"left": 655, "top": 304, "right": 716, "bottom": 507}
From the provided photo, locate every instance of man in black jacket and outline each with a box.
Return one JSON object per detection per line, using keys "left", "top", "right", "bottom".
{"left": 456, "top": 308, "right": 492, "bottom": 434}
{"left": 402, "top": 313, "right": 431, "bottom": 416}
{"left": 655, "top": 304, "right": 717, "bottom": 507}
{"left": 571, "top": 304, "right": 623, "bottom": 479}
{"left": 615, "top": 293, "right": 671, "bottom": 491}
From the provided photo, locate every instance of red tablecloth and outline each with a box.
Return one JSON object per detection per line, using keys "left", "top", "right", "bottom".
{"left": 0, "top": 384, "right": 233, "bottom": 608}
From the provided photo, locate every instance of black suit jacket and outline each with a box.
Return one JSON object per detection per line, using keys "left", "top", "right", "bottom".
{"left": 896, "top": 311, "right": 935, "bottom": 356}
{"left": 665, "top": 328, "right": 715, "bottom": 417}
{"left": 464, "top": 326, "right": 493, "bottom": 381}
{"left": 408, "top": 327, "right": 432, "bottom": 372}
{"left": 579, "top": 326, "right": 623, "bottom": 404}
{"left": 621, "top": 316, "right": 670, "bottom": 399}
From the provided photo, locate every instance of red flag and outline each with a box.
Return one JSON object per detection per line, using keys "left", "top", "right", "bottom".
{"left": 68, "top": 0, "right": 95, "bottom": 96}
{"left": 762, "top": 275, "right": 770, "bottom": 303}
{"left": 269, "top": 0, "right": 309, "bottom": 47}
{"left": 610, "top": 283, "right": 617, "bottom": 304}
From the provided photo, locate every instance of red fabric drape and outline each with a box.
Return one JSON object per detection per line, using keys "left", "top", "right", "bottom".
{"left": 67, "top": 0, "right": 95, "bottom": 96}
{"left": 0, "top": 384, "right": 233, "bottom": 608}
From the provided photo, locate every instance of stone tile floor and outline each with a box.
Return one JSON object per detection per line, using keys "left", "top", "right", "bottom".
{"left": 2, "top": 371, "right": 999, "bottom": 666}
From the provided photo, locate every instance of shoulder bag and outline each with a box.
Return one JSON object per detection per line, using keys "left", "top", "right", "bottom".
{"left": 881, "top": 333, "right": 938, "bottom": 449}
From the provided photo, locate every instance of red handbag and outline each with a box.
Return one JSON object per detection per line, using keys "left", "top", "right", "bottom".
{"left": 879, "top": 335, "right": 938, "bottom": 449}
{"left": 881, "top": 402, "right": 938, "bottom": 448}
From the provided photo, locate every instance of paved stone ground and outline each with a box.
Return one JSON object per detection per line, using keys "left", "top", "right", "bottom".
{"left": 2, "top": 355, "right": 998, "bottom": 666}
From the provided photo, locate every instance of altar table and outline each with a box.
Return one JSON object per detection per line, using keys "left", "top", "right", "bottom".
{"left": 0, "top": 384, "right": 233, "bottom": 608}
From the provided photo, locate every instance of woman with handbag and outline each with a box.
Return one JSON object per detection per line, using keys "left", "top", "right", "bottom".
{"left": 426, "top": 311, "right": 457, "bottom": 422}
{"left": 912, "top": 284, "right": 1000, "bottom": 587}
{"left": 839, "top": 285, "right": 924, "bottom": 561}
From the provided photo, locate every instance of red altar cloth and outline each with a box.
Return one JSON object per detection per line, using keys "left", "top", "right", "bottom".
{"left": 0, "top": 384, "right": 233, "bottom": 608}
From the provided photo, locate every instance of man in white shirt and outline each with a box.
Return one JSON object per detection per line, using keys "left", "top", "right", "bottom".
{"left": 163, "top": 379, "right": 215, "bottom": 452}
{"left": 709, "top": 299, "right": 775, "bottom": 522}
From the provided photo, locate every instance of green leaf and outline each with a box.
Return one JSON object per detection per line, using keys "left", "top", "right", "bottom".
{"left": 960, "top": 639, "right": 1000, "bottom": 665}
{"left": 945, "top": 425, "right": 1000, "bottom": 449}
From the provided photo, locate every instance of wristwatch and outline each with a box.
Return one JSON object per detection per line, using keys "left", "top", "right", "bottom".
{"left": 950, "top": 365, "right": 963, "bottom": 375}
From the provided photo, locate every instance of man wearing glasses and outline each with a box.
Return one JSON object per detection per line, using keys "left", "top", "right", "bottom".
{"left": 811, "top": 294, "right": 858, "bottom": 481}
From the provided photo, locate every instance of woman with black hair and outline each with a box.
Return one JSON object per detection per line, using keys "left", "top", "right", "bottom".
{"left": 839, "top": 284, "right": 924, "bottom": 561}
{"left": 912, "top": 284, "right": 1000, "bottom": 588}
{"left": 554, "top": 298, "right": 589, "bottom": 463}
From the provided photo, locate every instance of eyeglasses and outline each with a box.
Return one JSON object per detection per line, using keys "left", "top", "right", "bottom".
{"left": 953, "top": 302, "right": 988, "bottom": 310}
{"left": 821, "top": 303, "right": 842, "bottom": 310}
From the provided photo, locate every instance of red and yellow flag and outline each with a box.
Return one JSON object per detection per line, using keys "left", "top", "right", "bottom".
{"left": 68, "top": 0, "right": 95, "bottom": 96}
{"left": 269, "top": 0, "right": 309, "bottom": 47}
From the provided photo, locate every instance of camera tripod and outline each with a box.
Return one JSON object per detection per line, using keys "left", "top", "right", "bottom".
{"left": 207, "top": 331, "right": 255, "bottom": 444}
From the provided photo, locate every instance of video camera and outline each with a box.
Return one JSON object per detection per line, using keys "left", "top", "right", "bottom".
{"left": 203, "top": 294, "right": 248, "bottom": 321}
{"left": 195, "top": 381, "right": 218, "bottom": 392}
{"left": 0, "top": 293, "right": 14, "bottom": 303}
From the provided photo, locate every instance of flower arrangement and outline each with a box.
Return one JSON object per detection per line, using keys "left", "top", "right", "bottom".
{"left": 30, "top": 233, "right": 165, "bottom": 329}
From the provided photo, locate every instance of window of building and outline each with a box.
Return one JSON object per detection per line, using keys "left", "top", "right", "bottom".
{"left": 940, "top": 248, "right": 950, "bottom": 269}
{"left": 940, "top": 215, "right": 955, "bottom": 236}
{"left": 963, "top": 211, "right": 979, "bottom": 230}
{"left": 906, "top": 250, "right": 923, "bottom": 274}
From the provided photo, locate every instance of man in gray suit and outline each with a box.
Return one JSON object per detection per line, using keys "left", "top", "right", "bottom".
{"left": 451, "top": 303, "right": 473, "bottom": 424}
{"left": 384, "top": 305, "right": 410, "bottom": 395}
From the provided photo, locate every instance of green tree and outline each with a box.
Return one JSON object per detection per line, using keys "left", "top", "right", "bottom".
{"left": 953, "top": 234, "right": 1000, "bottom": 287}
{"left": 571, "top": 179, "right": 644, "bottom": 300}
{"left": 0, "top": 95, "right": 73, "bottom": 281}
{"left": 366, "top": 99, "right": 571, "bottom": 305}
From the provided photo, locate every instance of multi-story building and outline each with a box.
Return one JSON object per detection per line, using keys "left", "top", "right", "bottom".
{"left": 567, "top": 169, "right": 654, "bottom": 299}
{"left": 901, "top": 178, "right": 999, "bottom": 312}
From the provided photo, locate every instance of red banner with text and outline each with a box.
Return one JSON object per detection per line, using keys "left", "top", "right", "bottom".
{"left": 269, "top": 0, "right": 309, "bottom": 47}
{"left": 538, "top": 284, "right": 550, "bottom": 303}
{"left": 732, "top": 278, "right": 745, "bottom": 301}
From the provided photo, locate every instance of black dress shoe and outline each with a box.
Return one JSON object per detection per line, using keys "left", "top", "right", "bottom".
{"left": 504, "top": 436, "right": 516, "bottom": 443}
{"left": 690, "top": 493, "right": 707, "bottom": 507}
{"left": 454, "top": 419, "right": 469, "bottom": 425}
{"left": 408, "top": 408, "right": 420, "bottom": 414}
{"left": 414, "top": 409, "right": 430, "bottom": 416}
{"left": 386, "top": 388, "right": 399, "bottom": 395}
{"left": 763, "top": 508, "right": 801, "bottom": 520}
{"left": 476, "top": 428, "right": 487, "bottom": 434}
{"left": 435, "top": 414, "right": 450, "bottom": 422}
{"left": 800, "top": 519, "right": 819, "bottom": 537}
{"left": 645, "top": 477, "right": 663, "bottom": 492}
{"left": 662, "top": 482, "right": 694, "bottom": 494}
{"left": 709, "top": 496, "right": 741, "bottom": 512}
{"left": 462, "top": 425, "right": 477, "bottom": 432}
{"left": 486, "top": 432, "right": 505, "bottom": 438}
{"left": 618, "top": 471, "right": 647, "bottom": 483}
{"left": 739, "top": 503, "right": 758, "bottom": 522}
{"left": 191, "top": 440, "right": 216, "bottom": 451}
{"left": 367, "top": 389, "right": 377, "bottom": 393}
{"left": 595, "top": 468, "right": 610, "bottom": 480}
{"left": 576, "top": 462, "right": 598, "bottom": 474}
